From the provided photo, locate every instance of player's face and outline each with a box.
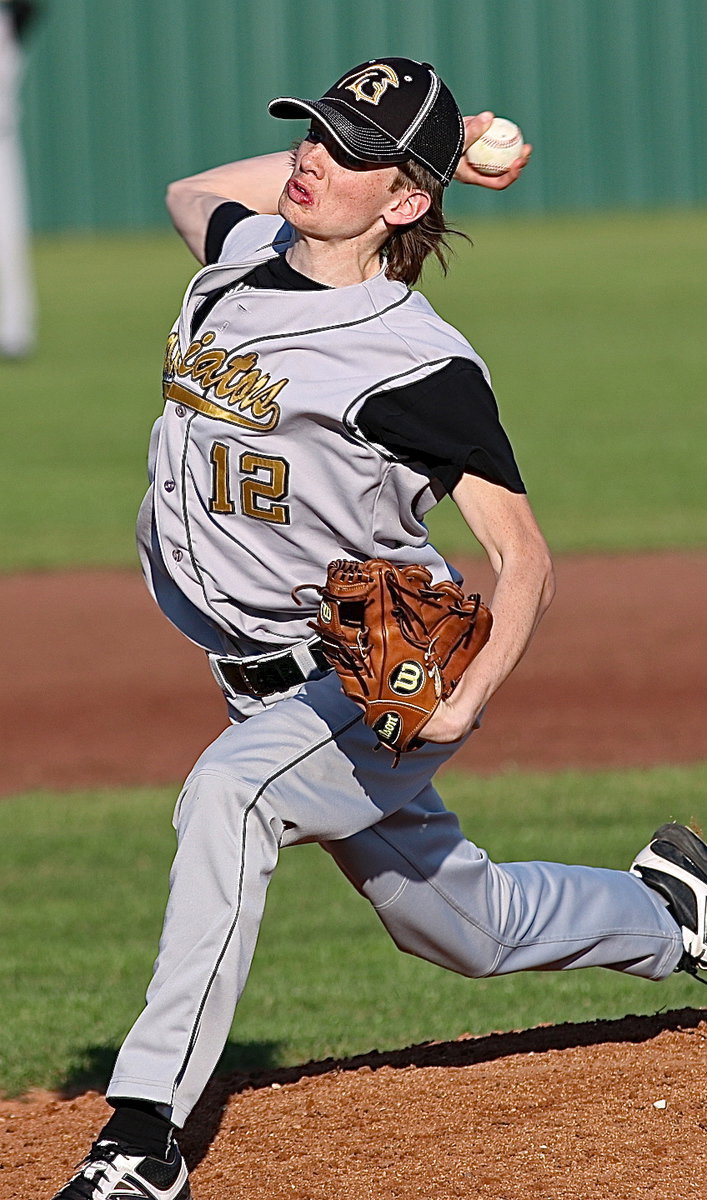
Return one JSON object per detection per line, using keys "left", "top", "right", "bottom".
{"left": 279, "top": 122, "right": 402, "bottom": 242}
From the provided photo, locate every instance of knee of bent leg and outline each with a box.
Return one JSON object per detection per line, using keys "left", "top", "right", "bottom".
{"left": 369, "top": 878, "right": 501, "bottom": 979}
{"left": 328, "top": 832, "right": 502, "bottom": 978}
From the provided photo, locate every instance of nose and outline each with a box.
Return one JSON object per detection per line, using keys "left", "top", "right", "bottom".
{"left": 298, "top": 138, "right": 328, "bottom": 176}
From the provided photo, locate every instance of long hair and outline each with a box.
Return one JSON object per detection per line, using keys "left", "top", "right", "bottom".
{"left": 384, "top": 160, "right": 470, "bottom": 287}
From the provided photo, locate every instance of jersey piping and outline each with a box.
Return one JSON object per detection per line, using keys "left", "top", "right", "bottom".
{"left": 342, "top": 356, "right": 454, "bottom": 457}
{"left": 186, "top": 286, "right": 413, "bottom": 358}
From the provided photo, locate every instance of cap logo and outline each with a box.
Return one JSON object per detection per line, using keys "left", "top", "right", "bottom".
{"left": 339, "top": 63, "right": 399, "bottom": 106}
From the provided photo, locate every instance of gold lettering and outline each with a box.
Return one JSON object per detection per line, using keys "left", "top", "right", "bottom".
{"left": 341, "top": 64, "right": 399, "bottom": 106}
{"left": 216, "top": 366, "right": 259, "bottom": 403}
{"left": 163, "top": 332, "right": 180, "bottom": 376}
{"left": 178, "top": 331, "right": 215, "bottom": 372}
{"left": 190, "top": 349, "right": 227, "bottom": 388}
{"left": 239, "top": 453, "right": 290, "bottom": 525}
{"left": 163, "top": 329, "right": 286, "bottom": 431}
{"left": 164, "top": 380, "right": 281, "bottom": 431}
{"left": 249, "top": 379, "right": 288, "bottom": 416}
{"left": 207, "top": 355, "right": 254, "bottom": 400}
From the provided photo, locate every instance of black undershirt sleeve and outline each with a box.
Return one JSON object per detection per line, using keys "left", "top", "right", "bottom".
{"left": 357, "top": 357, "right": 526, "bottom": 495}
{"left": 200, "top": 218, "right": 524, "bottom": 495}
{"left": 204, "top": 201, "right": 257, "bottom": 264}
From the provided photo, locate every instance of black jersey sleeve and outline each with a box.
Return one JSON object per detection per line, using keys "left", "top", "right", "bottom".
{"left": 357, "top": 357, "right": 526, "bottom": 495}
{"left": 204, "top": 201, "right": 257, "bottom": 264}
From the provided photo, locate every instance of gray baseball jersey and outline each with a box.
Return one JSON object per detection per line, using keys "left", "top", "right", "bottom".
{"left": 109, "top": 212, "right": 682, "bottom": 1129}
{"left": 139, "top": 213, "right": 491, "bottom": 652}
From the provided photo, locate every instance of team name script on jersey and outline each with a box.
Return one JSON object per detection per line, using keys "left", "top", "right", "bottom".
{"left": 162, "top": 331, "right": 287, "bottom": 431}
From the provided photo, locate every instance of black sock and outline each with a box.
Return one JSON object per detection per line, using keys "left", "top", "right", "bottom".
{"left": 101, "top": 1101, "right": 174, "bottom": 1159}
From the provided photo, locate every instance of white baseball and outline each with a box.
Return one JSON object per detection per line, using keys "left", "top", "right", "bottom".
{"left": 465, "top": 117, "right": 523, "bottom": 176}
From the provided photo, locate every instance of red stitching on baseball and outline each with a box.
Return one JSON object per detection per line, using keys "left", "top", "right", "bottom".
{"left": 477, "top": 134, "right": 521, "bottom": 150}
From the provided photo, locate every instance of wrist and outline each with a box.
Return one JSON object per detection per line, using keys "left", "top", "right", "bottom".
{"left": 448, "top": 701, "right": 481, "bottom": 742}
{"left": 444, "top": 674, "right": 488, "bottom": 737}
{"left": 427, "top": 694, "right": 480, "bottom": 744}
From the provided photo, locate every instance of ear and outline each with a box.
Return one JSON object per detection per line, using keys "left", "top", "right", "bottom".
{"left": 384, "top": 187, "right": 432, "bottom": 227}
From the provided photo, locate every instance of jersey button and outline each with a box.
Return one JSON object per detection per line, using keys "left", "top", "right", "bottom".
{"left": 175, "top": 405, "right": 186, "bottom": 417}
{"left": 172, "top": 549, "right": 183, "bottom": 562}
{"left": 164, "top": 479, "right": 176, "bottom": 492}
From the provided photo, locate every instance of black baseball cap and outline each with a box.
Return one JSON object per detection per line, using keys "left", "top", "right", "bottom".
{"left": 268, "top": 57, "right": 464, "bottom": 186}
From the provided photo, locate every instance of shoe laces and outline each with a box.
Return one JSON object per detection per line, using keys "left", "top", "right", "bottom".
{"left": 59, "top": 1140, "right": 128, "bottom": 1199}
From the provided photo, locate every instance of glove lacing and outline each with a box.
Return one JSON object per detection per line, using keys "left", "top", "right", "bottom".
{"left": 386, "top": 572, "right": 482, "bottom": 669}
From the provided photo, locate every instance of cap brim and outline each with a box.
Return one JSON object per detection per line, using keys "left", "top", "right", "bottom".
{"left": 268, "top": 96, "right": 409, "bottom": 165}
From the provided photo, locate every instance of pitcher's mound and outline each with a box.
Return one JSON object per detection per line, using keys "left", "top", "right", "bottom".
{"left": 2, "top": 1009, "right": 705, "bottom": 1199}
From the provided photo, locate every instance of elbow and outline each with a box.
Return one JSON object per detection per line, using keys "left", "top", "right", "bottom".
{"left": 519, "top": 534, "right": 554, "bottom": 616}
{"left": 164, "top": 180, "right": 204, "bottom": 260}
{"left": 165, "top": 179, "right": 186, "bottom": 222}
{"left": 538, "top": 547, "right": 556, "bottom": 614}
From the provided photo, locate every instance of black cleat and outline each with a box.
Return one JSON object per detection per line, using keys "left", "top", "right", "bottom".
{"left": 631, "top": 822, "right": 707, "bottom": 983}
{"left": 51, "top": 1137, "right": 191, "bottom": 1199}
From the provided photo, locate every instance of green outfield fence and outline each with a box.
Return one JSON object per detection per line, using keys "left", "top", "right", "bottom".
{"left": 18, "top": 0, "right": 707, "bottom": 231}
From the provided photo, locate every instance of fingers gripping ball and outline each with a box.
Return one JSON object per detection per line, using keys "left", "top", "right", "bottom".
{"left": 309, "top": 559, "right": 493, "bottom": 760}
{"left": 465, "top": 116, "right": 523, "bottom": 175}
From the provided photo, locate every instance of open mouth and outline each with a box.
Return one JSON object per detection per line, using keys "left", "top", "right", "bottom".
{"left": 287, "top": 176, "right": 314, "bottom": 205}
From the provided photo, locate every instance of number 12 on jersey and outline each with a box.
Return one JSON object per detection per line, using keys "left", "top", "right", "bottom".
{"left": 209, "top": 442, "right": 291, "bottom": 525}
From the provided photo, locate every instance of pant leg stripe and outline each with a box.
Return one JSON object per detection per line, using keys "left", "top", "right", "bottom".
{"left": 171, "top": 712, "right": 362, "bottom": 1098}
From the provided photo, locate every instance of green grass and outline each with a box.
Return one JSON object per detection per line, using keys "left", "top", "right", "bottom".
{"left": 424, "top": 209, "right": 707, "bottom": 556}
{"left": 1, "top": 210, "right": 705, "bottom": 570}
{"left": 0, "top": 232, "right": 195, "bottom": 571}
{"left": 1, "top": 764, "right": 705, "bottom": 1097}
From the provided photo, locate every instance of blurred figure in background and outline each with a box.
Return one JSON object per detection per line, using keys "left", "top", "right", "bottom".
{"left": 0, "top": 0, "right": 40, "bottom": 359}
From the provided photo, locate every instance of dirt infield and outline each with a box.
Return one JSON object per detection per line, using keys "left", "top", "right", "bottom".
{"left": 1, "top": 550, "right": 706, "bottom": 1198}
{"left": 2, "top": 550, "right": 706, "bottom": 794}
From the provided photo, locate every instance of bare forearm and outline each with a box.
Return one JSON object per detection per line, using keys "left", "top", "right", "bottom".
{"left": 165, "top": 151, "right": 294, "bottom": 262}
{"left": 442, "top": 544, "right": 555, "bottom": 736}
{"left": 421, "top": 476, "right": 555, "bottom": 744}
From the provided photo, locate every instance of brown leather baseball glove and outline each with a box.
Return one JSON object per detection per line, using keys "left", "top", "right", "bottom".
{"left": 308, "top": 558, "right": 492, "bottom": 760}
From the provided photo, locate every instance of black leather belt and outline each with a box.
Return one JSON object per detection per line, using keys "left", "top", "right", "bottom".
{"left": 210, "top": 640, "right": 331, "bottom": 699}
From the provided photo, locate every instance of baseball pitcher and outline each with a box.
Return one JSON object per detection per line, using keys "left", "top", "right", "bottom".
{"left": 52, "top": 57, "right": 707, "bottom": 1200}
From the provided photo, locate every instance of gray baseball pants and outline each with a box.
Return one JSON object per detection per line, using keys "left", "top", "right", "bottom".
{"left": 108, "top": 670, "right": 682, "bottom": 1127}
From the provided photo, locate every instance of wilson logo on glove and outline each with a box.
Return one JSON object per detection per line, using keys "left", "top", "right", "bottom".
{"left": 302, "top": 558, "right": 492, "bottom": 763}
{"left": 389, "top": 660, "right": 426, "bottom": 695}
{"left": 373, "top": 712, "right": 404, "bottom": 745}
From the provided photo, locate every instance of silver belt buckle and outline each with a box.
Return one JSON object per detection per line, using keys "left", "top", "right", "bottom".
{"left": 209, "top": 654, "right": 238, "bottom": 699}
{"left": 208, "top": 638, "right": 324, "bottom": 700}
